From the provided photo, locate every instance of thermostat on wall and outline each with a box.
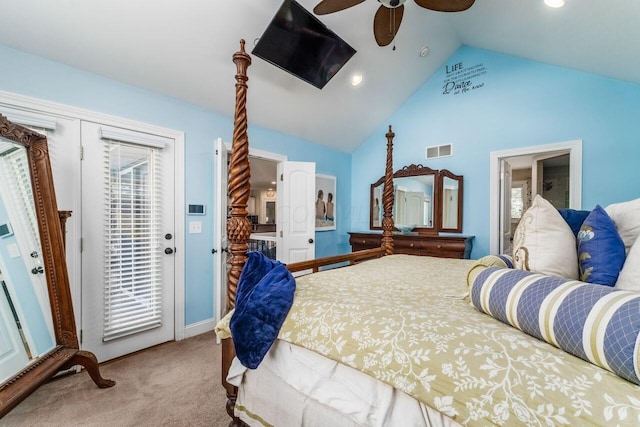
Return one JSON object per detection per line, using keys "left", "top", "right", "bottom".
{"left": 0, "top": 222, "right": 14, "bottom": 238}
{"left": 187, "top": 204, "right": 206, "bottom": 215}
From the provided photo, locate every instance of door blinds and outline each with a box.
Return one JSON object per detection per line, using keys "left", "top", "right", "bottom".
{"left": 0, "top": 143, "right": 42, "bottom": 267}
{"left": 102, "top": 140, "right": 162, "bottom": 342}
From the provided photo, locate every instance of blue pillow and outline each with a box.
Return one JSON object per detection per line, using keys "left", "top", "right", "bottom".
{"left": 558, "top": 208, "right": 590, "bottom": 237}
{"left": 577, "top": 205, "right": 626, "bottom": 286}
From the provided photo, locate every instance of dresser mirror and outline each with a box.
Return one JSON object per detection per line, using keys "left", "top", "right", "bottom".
{"left": 0, "top": 115, "right": 113, "bottom": 418}
{"left": 370, "top": 164, "right": 463, "bottom": 234}
{"left": 438, "top": 169, "right": 463, "bottom": 233}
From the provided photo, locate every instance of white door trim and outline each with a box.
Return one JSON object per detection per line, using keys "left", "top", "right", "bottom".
{"left": 489, "top": 140, "right": 582, "bottom": 255}
{"left": 213, "top": 138, "right": 227, "bottom": 344}
{"left": 223, "top": 142, "right": 288, "bottom": 163}
{"left": 217, "top": 143, "right": 287, "bottom": 321}
{"left": 0, "top": 89, "right": 186, "bottom": 342}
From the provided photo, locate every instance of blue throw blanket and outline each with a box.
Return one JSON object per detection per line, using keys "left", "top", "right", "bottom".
{"left": 230, "top": 251, "right": 296, "bottom": 369}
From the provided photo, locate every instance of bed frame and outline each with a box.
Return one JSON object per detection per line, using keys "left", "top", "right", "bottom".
{"left": 221, "top": 40, "right": 397, "bottom": 426}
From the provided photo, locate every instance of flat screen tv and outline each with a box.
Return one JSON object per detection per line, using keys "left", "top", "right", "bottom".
{"left": 252, "top": 0, "right": 356, "bottom": 89}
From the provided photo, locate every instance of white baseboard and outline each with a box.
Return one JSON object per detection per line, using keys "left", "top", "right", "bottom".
{"left": 183, "top": 318, "right": 216, "bottom": 340}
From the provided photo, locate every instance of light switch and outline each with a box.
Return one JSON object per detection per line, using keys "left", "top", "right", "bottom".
{"left": 189, "top": 221, "right": 202, "bottom": 234}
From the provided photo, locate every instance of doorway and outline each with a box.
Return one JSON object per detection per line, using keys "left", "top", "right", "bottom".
{"left": 489, "top": 140, "right": 582, "bottom": 255}
{"left": 213, "top": 144, "right": 287, "bottom": 328}
{"left": 214, "top": 144, "right": 316, "bottom": 326}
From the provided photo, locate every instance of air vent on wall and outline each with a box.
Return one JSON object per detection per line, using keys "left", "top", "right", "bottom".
{"left": 425, "top": 144, "right": 453, "bottom": 159}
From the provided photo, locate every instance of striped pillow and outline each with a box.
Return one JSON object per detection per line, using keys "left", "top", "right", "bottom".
{"left": 466, "top": 254, "right": 513, "bottom": 289}
{"left": 470, "top": 267, "right": 640, "bottom": 385}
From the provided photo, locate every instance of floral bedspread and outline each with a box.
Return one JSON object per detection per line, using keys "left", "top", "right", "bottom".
{"left": 278, "top": 255, "right": 640, "bottom": 426}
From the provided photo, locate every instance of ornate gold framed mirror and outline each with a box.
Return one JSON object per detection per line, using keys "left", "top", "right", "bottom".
{"left": 0, "top": 114, "right": 114, "bottom": 418}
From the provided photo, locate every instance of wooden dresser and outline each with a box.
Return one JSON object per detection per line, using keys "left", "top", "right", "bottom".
{"left": 349, "top": 232, "right": 474, "bottom": 259}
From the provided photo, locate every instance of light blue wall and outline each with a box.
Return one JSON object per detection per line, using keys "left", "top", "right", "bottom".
{"left": 351, "top": 46, "right": 640, "bottom": 258}
{"left": 0, "top": 44, "right": 351, "bottom": 327}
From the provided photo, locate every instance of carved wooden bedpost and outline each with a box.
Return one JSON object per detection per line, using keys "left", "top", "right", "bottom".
{"left": 381, "top": 125, "right": 395, "bottom": 255}
{"left": 222, "top": 39, "right": 252, "bottom": 427}
{"left": 226, "top": 39, "right": 252, "bottom": 311}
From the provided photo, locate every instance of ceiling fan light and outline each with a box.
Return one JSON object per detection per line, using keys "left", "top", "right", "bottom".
{"left": 378, "top": 0, "right": 407, "bottom": 8}
{"left": 544, "top": 0, "right": 566, "bottom": 8}
{"left": 351, "top": 73, "right": 363, "bottom": 86}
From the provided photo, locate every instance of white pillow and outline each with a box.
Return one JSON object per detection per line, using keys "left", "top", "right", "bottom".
{"left": 512, "top": 194, "right": 578, "bottom": 279}
{"left": 615, "top": 236, "right": 640, "bottom": 291}
{"left": 605, "top": 198, "right": 640, "bottom": 254}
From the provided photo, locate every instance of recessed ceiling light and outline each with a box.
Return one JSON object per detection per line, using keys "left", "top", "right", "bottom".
{"left": 544, "top": 0, "right": 566, "bottom": 8}
{"left": 351, "top": 73, "right": 363, "bottom": 86}
{"left": 419, "top": 46, "right": 430, "bottom": 57}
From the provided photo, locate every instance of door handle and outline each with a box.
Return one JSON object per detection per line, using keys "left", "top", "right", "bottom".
{"left": 164, "top": 248, "right": 174, "bottom": 255}
{"left": 212, "top": 248, "right": 218, "bottom": 254}
{"left": 31, "top": 266, "right": 44, "bottom": 275}
{"left": 308, "top": 238, "right": 314, "bottom": 244}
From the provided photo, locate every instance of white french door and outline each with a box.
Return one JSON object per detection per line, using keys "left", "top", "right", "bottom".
{"left": 0, "top": 266, "right": 30, "bottom": 384}
{"left": 0, "top": 108, "right": 82, "bottom": 329}
{"left": 81, "top": 121, "right": 176, "bottom": 362}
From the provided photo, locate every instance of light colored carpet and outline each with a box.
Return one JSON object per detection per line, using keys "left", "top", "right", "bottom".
{"left": 1, "top": 332, "right": 230, "bottom": 427}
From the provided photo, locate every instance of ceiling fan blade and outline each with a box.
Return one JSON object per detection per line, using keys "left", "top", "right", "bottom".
{"left": 313, "top": 0, "right": 366, "bottom": 15}
{"left": 374, "top": 4, "right": 405, "bottom": 47}
{"left": 414, "top": 0, "right": 475, "bottom": 12}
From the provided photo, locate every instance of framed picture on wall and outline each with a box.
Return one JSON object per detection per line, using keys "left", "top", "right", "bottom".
{"left": 315, "top": 174, "right": 336, "bottom": 231}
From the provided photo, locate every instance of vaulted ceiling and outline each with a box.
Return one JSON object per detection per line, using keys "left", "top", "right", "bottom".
{"left": 0, "top": 0, "right": 638, "bottom": 152}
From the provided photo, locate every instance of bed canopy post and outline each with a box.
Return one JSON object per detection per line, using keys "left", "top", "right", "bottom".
{"left": 226, "top": 39, "right": 252, "bottom": 312}
{"left": 381, "top": 125, "right": 395, "bottom": 255}
{"left": 222, "top": 39, "right": 252, "bottom": 427}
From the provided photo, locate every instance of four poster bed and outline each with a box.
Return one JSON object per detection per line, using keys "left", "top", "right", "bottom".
{"left": 220, "top": 41, "right": 640, "bottom": 426}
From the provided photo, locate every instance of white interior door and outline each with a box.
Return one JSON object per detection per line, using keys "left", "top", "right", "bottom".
{"left": 81, "top": 122, "right": 175, "bottom": 362}
{"left": 531, "top": 151, "right": 568, "bottom": 199}
{"left": 213, "top": 138, "right": 228, "bottom": 338}
{"left": 276, "top": 161, "right": 315, "bottom": 264}
{"left": 395, "top": 188, "right": 407, "bottom": 225}
{"left": 499, "top": 159, "right": 513, "bottom": 254}
{"left": 0, "top": 266, "right": 31, "bottom": 384}
{"left": 405, "top": 192, "right": 424, "bottom": 225}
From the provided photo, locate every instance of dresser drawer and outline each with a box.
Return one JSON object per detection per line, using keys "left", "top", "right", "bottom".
{"left": 349, "top": 232, "right": 473, "bottom": 259}
{"left": 353, "top": 235, "right": 381, "bottom": 247}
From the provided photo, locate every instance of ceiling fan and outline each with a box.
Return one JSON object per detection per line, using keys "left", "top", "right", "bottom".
{"left": 313, "top": 0, "right": 475, "bottom": 47}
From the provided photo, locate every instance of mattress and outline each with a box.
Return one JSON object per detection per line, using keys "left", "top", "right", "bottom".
{"left": 228, "top": 340, "right": 460, "bottom": 427}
